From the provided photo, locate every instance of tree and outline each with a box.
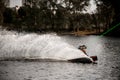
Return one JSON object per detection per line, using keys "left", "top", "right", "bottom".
{"left": 2, "top": 0, "right": 98, "bottom": 33}
{"left": 93, "top": 0, "right": 114, "bottom": 33}
{"left": 0, "top": 0, "right": 5, "bottom": 25}
{"left": 3, "top": 8, "right": 14, "bottom": 23}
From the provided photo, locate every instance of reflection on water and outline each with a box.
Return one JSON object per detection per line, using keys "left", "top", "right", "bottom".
{"left": 0, "top": 34, "right": 120, "bottom": 80}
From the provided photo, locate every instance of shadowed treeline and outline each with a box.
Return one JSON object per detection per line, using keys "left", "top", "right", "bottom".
{"left": 0, "top": 0, "right": 115, "bottom": 34}
{"left": 100, "top": 0, "right": 120, "bottom": 37}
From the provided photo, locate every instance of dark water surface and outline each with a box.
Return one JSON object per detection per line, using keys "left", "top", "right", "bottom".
{"left": 0, "top": 35, "right": 120, "bottom": 80}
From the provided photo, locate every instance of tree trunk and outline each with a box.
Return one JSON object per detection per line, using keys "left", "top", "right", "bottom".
{"left": 0, "top": 12, "right": 3, "bottom": 25}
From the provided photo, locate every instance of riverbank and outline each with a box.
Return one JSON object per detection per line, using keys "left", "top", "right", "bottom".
{"left": 59, "top": 30, "right": 102, "bottom": 36}
{"left": 0, "top": 26, "right": 102, "bottom": 36}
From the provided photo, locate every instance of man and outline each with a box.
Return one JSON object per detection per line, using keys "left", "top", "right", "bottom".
{"left": 78, "top": 45, "right": 88, "bottom": 55}
{"left": 78, "top": 45, "right": 98, "bottom": 63}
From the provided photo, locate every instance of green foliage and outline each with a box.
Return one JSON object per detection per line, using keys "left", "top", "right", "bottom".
{"left": 3, "top": 8, "right": 14, "bottom": 23}
{"left": 0, "top": 0, "right": 5, "bottom": 25}
{"left": 2, "top": 0, "right": 114, "bottom": 33}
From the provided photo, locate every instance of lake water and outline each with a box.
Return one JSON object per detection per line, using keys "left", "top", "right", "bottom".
{"left": 0, "top": 31, "right": 120, "bottom": 80}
